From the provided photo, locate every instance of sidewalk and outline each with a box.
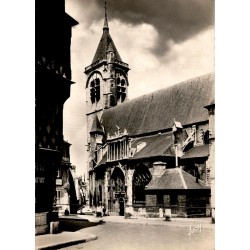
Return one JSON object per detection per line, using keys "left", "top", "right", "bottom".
{"left": 35, "top": 215, "right": 102, "bottom": 250}
{"left": 35, "top": 231, "right": 97, "bottom": 250}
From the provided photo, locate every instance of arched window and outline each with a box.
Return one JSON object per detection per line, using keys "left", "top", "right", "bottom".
{"left": 89, "top": 74, "right": 101, "bottom": 103}
{"left": 116, "top": 74, "right": 126, "bottom": 103}
{"left": 111, "top": 168, "right": 125, "bottom": 192}
{"left": 132, "top": 165, "right": 152, "bottom": 204}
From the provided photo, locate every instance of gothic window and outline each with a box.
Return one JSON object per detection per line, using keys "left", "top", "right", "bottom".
{"left": 111, "top": 168, "right": 125, "bottom": 192}
{"left": 132, "top": 165, "right": 152, "bottom": 204}
{"left": 89, "top": 74, "right": 101, "bottom": 103}
{"left": 116, "top": 74, "right": 126, "bottom": 103}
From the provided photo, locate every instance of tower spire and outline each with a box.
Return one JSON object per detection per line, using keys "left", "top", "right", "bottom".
{"left": 103, "top": 1, "right": 109, "bottom": 32}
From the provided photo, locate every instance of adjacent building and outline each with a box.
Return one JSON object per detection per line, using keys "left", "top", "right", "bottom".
{"left": 84, "top": 8, "right": 215, "bottom": 218}
{"left": 35, "top": 0, "right": 78, "bottom": 234}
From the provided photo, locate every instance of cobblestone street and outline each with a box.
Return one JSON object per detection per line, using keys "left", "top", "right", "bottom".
{"left": 61, "top": 221, "right": 214, "bottom": 250}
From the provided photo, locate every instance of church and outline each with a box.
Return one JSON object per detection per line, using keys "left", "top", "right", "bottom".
{"left": 84, "top": 8, "right": 215, "bottom": 218}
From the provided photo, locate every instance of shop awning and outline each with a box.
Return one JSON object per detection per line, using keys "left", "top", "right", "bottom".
{"left": 181, "top": 144, "right": 209, "bottom": 159}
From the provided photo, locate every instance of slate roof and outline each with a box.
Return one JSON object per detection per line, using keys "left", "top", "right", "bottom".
{"left": 181, "top": 144, "right": 209, "bottom": 159}
{"left": 97, "top": 152, "right": 107, "bottom": 167}
{"left": 92, "top": 30, "right": 122, "bottom": 64}
{"left": 131, "top": 132, "right": 174, "bottom": 160}
{"left": 145, "top": 168, "right": 210, "bottom": 190}
{"left": 101, "top": 73, "right": 214, "bottom": 136}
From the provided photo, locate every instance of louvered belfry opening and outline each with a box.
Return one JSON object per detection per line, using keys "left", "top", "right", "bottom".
{"left": 90, "top": 77, "right": 100, "bottom": 103}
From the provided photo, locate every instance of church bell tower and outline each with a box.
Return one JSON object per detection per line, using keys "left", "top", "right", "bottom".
{"left": 84, "top": 2, "right": 130, "bottom": 169}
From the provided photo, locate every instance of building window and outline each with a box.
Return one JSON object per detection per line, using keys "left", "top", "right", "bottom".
{"left": 133, "top": 165, "right": 152, "bottom": 204}
{"left": 116, "top": 75, "right": 126, "bottom": 103}
{"left": 57, "top": 167, "right": 61, "bottom": 178}
{"left": 56, "top": 190, "right": 61, "bottom": 204}
{"left": 111, "top": 168, "right": 125, "bottom": 192}
{"left": 170, "top": 195, "right": 178, "bottom": 206}
{"left": 89, "top": 74, "right": 101, "bottom": 104}
{"left": 157, "top": 194, "right": 164, "bottom": 206}
{"left": 107, "top": 139, "right": 128, "bottom": 161}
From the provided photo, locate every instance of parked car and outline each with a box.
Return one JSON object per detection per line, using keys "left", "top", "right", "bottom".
{"left": 78, "top": 205, "right": 94, "bottom": 215}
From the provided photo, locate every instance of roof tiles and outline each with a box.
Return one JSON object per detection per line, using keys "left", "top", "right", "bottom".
{"left": 102, "top": 73, "right": 214, "bottom": 136}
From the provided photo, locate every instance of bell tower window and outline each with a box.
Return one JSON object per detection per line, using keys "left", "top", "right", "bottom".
{"left": 89, "top": 74, "right": 100, "bottom": 104}
{"left": 116, "top": 75, "right": 126, "bottom": 103}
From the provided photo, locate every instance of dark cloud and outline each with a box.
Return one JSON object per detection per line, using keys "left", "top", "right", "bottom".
{"left": 101, "top": 0, "right": 214, "bottom": 56}
{"left": 69, "top": 0, "right": 214, "bottom": 56}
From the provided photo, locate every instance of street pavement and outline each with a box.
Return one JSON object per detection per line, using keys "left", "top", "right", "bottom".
{"left": 61, "top": 218, "right": 214, "bottom": 250}
{"left": 35, "top": 215, "right": 214, "bottom": 250}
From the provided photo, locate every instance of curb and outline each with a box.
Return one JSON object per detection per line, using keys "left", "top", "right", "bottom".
{"left": 35, "top": 234, "right": 97, "bottom": 250}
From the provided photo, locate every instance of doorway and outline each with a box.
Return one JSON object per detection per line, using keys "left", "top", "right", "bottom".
{"left": 119, "top": 198, "right": 124, "bottom": 216}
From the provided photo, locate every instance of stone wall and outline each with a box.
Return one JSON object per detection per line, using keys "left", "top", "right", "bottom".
{"left": 35, "top": 212, "right": 49, "bottom": 235}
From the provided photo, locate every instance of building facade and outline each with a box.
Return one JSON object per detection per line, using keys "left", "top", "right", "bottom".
{"left": 35, "top": 0, "right": 78, "bottom": 234}
{"left": 84, "top": 9, "right": 214, "bottom": 217}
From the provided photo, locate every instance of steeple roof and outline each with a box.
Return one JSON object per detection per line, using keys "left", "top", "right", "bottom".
{"left": 90, "top": 114, "right": 104, "bottom": 135}
{"left": 91, "top": 3, "right": 122, "bottom": 64}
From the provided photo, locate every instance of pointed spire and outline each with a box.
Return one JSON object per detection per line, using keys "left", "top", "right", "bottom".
{"left": 103, "top": 1, "right": 109, "bottom": 32}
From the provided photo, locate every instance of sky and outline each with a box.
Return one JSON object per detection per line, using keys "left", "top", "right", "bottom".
{"left": 63, "top": 0, "right": 215, "bottom": 177}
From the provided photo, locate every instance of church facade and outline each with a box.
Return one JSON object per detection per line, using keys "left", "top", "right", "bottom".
{"left": 84, "top": 10, "right": 214, "bottom": 218}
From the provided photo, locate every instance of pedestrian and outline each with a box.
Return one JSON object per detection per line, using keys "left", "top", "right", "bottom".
{"left": 103, "top": 205, "right": 106, "bottom": 216}
{"left": 96, "top": 204, "right": 102, "bottom": 217}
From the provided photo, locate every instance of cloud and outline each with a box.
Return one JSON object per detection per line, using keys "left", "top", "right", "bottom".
{"left": 67, "top": 0, "right": 214, "bottom": 57}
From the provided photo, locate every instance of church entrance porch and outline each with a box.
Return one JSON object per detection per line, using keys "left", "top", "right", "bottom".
{"left": 107, "top": 167, "right": 127, "bottom": 216}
